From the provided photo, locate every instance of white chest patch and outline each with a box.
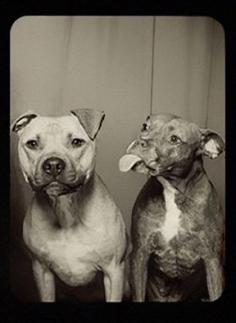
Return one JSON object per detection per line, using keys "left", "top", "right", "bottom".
{"left": 157, "top": 176, "right": 181, "bottom": 243}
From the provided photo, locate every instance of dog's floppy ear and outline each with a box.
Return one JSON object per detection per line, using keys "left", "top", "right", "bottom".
{"left": 11, "top": 112, "right": 39, "bottom": 135}
{"left": 70, "top": 109, "right": 105, "bottom": 140}
{"left": 199, "top": 129, "right": 225, "bottom": 159}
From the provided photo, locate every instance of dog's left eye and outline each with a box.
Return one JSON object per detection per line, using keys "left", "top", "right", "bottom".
{"left": 71, "top": 138, "right": 85, "bottom": 148}
{"left": 169, "top": 135, "right": 182, "bottom": 145}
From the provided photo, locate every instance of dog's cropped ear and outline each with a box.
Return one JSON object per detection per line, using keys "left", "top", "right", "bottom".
{"left": 141, "top": 115, "right": 151, "bottom": 132}
{"left": 199, "top": 129, "right": 225, "bottom": 159}
{"left": 11, "top": 112, "right": 39, "bottom": 135}
{"left": 70, "top": 109, "right": 105, "bottom": 140}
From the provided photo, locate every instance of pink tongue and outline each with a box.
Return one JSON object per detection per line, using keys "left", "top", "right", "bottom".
{"left": 119, "top": 154, "right": 142, "bottom": 172}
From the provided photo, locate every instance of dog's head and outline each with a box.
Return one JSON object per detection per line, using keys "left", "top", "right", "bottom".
{"left": 12, "top": 109, "right": 105, "bottom": 196}
{"left": 119, "top": 113, "right": 225, "bottom": 178}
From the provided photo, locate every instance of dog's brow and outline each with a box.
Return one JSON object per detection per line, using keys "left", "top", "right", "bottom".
{"left": 168, "top": 125, "right": 175, "bottom": 131}
{"left": 23, "top": 134, "right": 41, "bottom": 144}
{"left": 47, "top": 123, "right": 61, "bottom": 134}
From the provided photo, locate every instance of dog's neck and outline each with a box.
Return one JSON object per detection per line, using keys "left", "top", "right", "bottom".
{"left": 39, "top": 173, "right": 96, "bottom": 229}
{"left": 159, "top": 158, "right": 205, "bottom": 194}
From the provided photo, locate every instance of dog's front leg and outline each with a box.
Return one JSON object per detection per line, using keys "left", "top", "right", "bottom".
{"left": 104, "top": 261, "right": 125, "bottom": 302}
{"left": 130, "top": 247, "right": 149, "bottom": 302}
{"left": 32, "top": 259, "right": 55, "bottom": 302}
{"left": 205, "top": 257, "right": 224, "bottom": 301}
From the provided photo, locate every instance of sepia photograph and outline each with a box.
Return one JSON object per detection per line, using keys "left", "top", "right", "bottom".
{"left": 10, "top": 16, "right": 225, "bottom": 302}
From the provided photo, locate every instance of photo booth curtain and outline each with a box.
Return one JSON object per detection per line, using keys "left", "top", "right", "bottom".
{"left": 10, "top": 16, "right": 225, "bottom": 300}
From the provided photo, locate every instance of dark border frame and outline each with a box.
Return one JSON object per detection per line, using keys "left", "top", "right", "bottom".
{"left": 0, "top": 1, "right": 235, "bottom": 322}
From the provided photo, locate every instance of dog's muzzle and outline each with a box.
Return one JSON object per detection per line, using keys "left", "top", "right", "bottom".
{"left": 28, "top": 155, "right": 86, "bottom": 196}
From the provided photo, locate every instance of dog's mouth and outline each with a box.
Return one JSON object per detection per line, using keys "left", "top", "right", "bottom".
{"left": 119, "top": 153, "right": 176, "bottom": 177}
{"left": 29, "top": 177, "right": 86, "bottom": 196}
{"left": 119, "top": 154, "right": 143, "bottom": 172}
{"left": 119, "top": 154, "right": 158, "bottom": 175}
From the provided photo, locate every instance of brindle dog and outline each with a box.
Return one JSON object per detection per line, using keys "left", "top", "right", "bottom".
{"left": 119, "top": 113, "right": 225, "bottom": 302}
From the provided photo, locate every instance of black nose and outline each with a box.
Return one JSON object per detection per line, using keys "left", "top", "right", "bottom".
{"left": 42, "top": 157, "right": 65, "bottom": 176}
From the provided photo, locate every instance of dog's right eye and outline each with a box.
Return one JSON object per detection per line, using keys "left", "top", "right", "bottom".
{"left": 26, "top": 140, "right": 38, "bottom": 150}
{"left": 140, "top": 140, "right": 148, "bottom": 148}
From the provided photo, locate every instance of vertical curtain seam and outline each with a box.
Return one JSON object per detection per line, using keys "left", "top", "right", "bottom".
{"left": 150, "top": 16, "right": 156, "bottom": 115}
{"left": 60, "top": 17, "right": 73, "bottom": 110}
{"left": 205, "top": 19, "right": 215, "bottom": 129}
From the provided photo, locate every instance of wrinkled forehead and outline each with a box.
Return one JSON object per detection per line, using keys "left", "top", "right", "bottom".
{"left": 20, "top": 115, "right": 88, "bottom": 140}
{"left": 142, "top": 114, "right": 201, "bottom": 143}
{"left": 147, "top": 114, "right": 180, "bottom": 129}
{"left": 164, "top": 118, "right": 201, "bottom": 142}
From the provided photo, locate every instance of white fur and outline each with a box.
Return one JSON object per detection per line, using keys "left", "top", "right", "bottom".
{"left": 157, "top": 177, "right": 181, "bottom": 243}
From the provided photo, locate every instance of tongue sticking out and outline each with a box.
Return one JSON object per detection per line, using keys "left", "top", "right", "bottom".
{"left": 119, "top": 154, "right": 142, "bottom": 172}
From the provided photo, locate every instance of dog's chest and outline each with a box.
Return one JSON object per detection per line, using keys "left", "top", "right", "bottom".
{"left": 25, "top": 221, "right": 114, "bottom": 286}
{"left": 158, "top": 177, "right": 181, "bottom": 243}
{"left": 147, "top": 177, "right": 204, "bottom": 278}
